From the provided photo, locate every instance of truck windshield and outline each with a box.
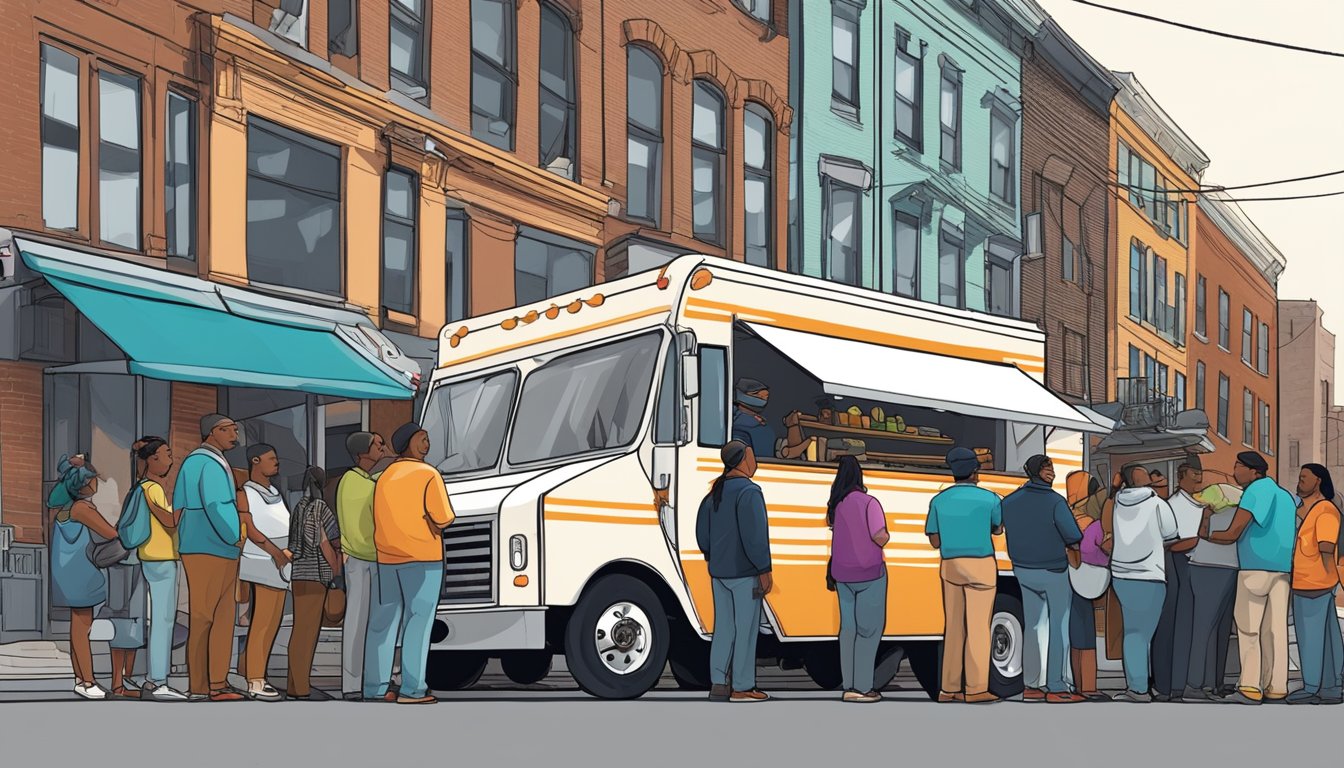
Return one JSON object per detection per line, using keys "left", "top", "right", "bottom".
{"left": 422, "top": 370, "right": 518, "bottom": 475}
{"left": 508, "top": 332, "right": 662, "bottom": 466}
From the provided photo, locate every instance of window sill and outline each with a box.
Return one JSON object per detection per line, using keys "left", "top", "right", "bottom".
{"left": 246, "top": 279, "right": 349, "bottom": 309}
{"left": 830, "top": 101, "right": 863, "bottom": 127}
{"left": 383, "top": 308, "right": 418, "bottom": 329}
{"left": 1217, "top": 344, "right": 1231, "bottom": 354}
{"left": 1193, "top": 332, "right": 1208, "bottom": 344}
{"left": 1215, "top": 432, "right": 1232, "bottom": 445}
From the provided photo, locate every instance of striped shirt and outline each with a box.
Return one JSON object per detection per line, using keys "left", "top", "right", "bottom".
{"left": 289, "top": 497, "right": 339, "bottom": 584}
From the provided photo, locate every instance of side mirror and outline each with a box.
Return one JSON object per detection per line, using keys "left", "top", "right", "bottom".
{"left": 682, "top": 354, "right": 699, "bottom": 399}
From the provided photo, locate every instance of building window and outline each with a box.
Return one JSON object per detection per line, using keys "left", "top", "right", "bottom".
{"left": 989, "top": 111, "right": 1014, "bottom": 204}
{"left": 328, "top": 0, "right": 358, "bottom": 56}
{"left": 1195, "top": 274, "right": 1207, "bottom": 338}
{"left": 985, "top": 248, "right": 1014, "bottom": 318}
{"left": 246, "top": 117, "right": 342, "bottom": 296}
{"left": 1173, "top": 272, "right": 1186, "bottom": 343}
{"left": 743, "top": 104, "right": 773, "bottom": 268}
{"left": 471, "top": 0, "right": 517, "bottom": 150}
{"left": 164, "top": 91, "right": 196, "bottom": 260}
{"left": 389, "top": 0, "right": 427, "bottom": 97}
{"left": 1152, "top": 255, "right": 1168, "bottom": 334}
{"left": 1259, "top": 401, "right": 1271, "bottom": 453}
{"left": 893, "top": 35, "right": 921, "bottom": 149}
{"left": 1241, "top": 307, "right": 1253, "bottom": 364}
{"left": 1128, "top": 240, "right": 1145, "bottom": 322}
{"left": 893, "top": 209, "right": 919, "bottom": 298}
{"left": 823, "top": 178, "right": 862, "bottom": 286}
{"left": 268, "top": 0, "right": 309, "bottom": 46}
{"left": 831, "top": 2, "right": 861, "bottom": 119}
{"left": 1257, "top": 322, "right": 1269, "bottom": 375}
{"left": 1062, "top": 237, "right": 1075, "bottom": 283}
{"left": 1242, "top": 388, "right": 1253, "bottom": 446}
{"left": 1128, "top": 344, "right": 1140, "bottom": 379}
{"left": 539, "top": 4, "right": 577, "bottom": 179}
{"left": 1174, "top": 371, "right": 1186, "bottom": 409}
{"left": 939, "top": 62, "right": 962, "bottom": 170}
{"left": 1195, "top": 361, "right": 1206, "bottom": 413}
{"left": 1217, "top": 289, "right": 1229, "bottom": 350}
{"left": 1064, "top": 329, "right": 1086, "bottom": 398}
{"left": 691, "top": 80, "right": 726, "bottom": 246}
{"left": 938, "top": 228, "right": 965, "bottom": 308}
{"left": 446, "top": 208, "right": 468, "bottom": 324}
{"left": 626, "top": 46, "right": 663, "bottom": 226}
{"left": 98, "top": 69, "right": 142, "bottom": 250}
{"left": 515, "top": 228, "right": 594, "bottom": 305}
{"left": 382, "top": 168, "right": 417, "bottom": 316}
{"left": 1289, "top": 439, "right": 1299, "bottom": 468}
{"left": 1217, "top": 373, "right": 1229, "bottom": 438}
{"left": 735, "top": 0, "right": 771, "bottom": 23}
{"left": 41, "top": 44, "right": 80, "bottom": 231}
{"left": 1117, "top": 141, "right": 1187, "bottom": 244}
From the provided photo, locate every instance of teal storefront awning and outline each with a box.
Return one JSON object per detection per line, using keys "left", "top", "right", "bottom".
{"left": 18, "top": 238, "right": 417, "bottom": 400}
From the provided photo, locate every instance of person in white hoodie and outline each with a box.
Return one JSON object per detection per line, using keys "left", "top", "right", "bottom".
{"left": 1107, "top": 464, "right": 1178, "bottom": 702}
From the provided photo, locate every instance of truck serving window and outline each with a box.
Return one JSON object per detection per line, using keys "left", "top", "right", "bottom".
{"left": 422, "top": 370, "right": 518, "bottom": 475}
{"left": 508, "top": 331, "right": 662, "bottom": 465}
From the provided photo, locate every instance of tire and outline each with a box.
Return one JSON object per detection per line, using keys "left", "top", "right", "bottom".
{"left": 904, "top": 641, "right": 941, "bottom": 700}
{"left": 425, "top": 650, "right": 488, "bottom": 691}
{"left": 873, "top": 643, "right": 905, "bottom": 691}
{"left": 563, "top": 574, "right": 670, "bottom": 700}
{"left": 989, "top": 592, "right": 1025, "bottom": 699}
{"left": 803, "top": 644, "right": 843, "bottom": 690}
{"left": 668, "top": 631, "right": 712, "bottom": 690}
{"left": 500, "top": 650, "right": 554, "bottom": 686}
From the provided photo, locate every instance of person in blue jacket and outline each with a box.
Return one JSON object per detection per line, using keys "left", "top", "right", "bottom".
{"left": 730, "top": 378, "right": 809, "bottom": 460}
{"left": 696, "top": 440, "right": 773, "bottom": 703}
{"left": 173, "top": 413, "right": 245, "bottom": 701}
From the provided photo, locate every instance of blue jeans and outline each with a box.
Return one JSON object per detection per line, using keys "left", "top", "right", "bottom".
{"left": 837, "top": 574, "right": 887, "bottom": 693}
{"left": 141, "top": 560, "right": 179, "bottom": 685}
{"left": 363, "top": 561, "right": 443, "bottom": 699}
{"left": 1113, "top": 578, "right": 1166, "bottom": 694}
{"left": 1293, "top": 588, "right": 1343, "bottom": 698}
{"left": 1016, "top": 567, "right": 1073, "bottom": 693}
{"left": 710, "top": 577, "right": 762, "bottom": 690}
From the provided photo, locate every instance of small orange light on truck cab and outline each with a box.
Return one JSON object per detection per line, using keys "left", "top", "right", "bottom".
{"left": 513, "top": 576, "right": 529, "bottom": 587}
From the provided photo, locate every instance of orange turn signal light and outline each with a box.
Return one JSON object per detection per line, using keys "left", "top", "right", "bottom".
{"left": 513, "top": 575, "right": 529, "bottom": 587}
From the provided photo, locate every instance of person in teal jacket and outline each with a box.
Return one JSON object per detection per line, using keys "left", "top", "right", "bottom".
{"left": 173, "top": 413, "right": 245, "bottom": 701}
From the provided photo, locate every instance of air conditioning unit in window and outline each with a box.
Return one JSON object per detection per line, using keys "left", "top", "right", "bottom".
{"left": 1021, "top": 212, "right": 1043, "bottom": 261}
{"left": 269, "top": 0, "right": 306, "bottom": 38}
{"left": 546, "top": 157, "right": 574, "bottom": 178}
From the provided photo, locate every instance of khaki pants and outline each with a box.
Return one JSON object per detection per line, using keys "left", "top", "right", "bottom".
{"left": 288, "top": 580, "right": 329, "bottom": 697}
{"left": 940, "top": 556, "right": 998, "bottom": 696}
{"left": 240, "top": 583, "right": 287, "bottom": 683}
{"left": 1234, "top": 570, "right": 1291, "bottom": 697}
{"left": 182, "top": 554, "right": 239, "bottom": 695}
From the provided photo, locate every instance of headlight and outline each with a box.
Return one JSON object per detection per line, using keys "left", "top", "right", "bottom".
{"left": 509, "top": 535, "right": 527, "bottom": 571}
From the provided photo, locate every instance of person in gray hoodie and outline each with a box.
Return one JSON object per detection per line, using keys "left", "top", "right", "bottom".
{"left": 1108, "top": 464, "right": 1179, "bottom": 702}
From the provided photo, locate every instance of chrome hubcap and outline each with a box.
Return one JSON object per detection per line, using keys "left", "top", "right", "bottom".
{"left": 991, "top": 610, "right": 1023, "bottom": 680}
{"left": 594, "top": 602, "right": 652, "bottom": 676}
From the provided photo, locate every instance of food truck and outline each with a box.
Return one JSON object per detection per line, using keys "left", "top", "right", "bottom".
{"left": 421, "top": 255, "right": 1108, "bottom": 699}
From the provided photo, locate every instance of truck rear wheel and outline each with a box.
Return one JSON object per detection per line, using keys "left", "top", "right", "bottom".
{"left": 668, "top": 631, "right": 712, "bottom": 690}
{"left": 988, "top": 592, "right": 1025, "bottom": 698}
{"left": 501, "top": 650, "right": 554, "bottom": 686}
{"left": 803, "top": 644, "right": 843, "bottom": 690}
{"left": 426, "top": 650, "right": 488, "bottom": 691}
{"left": 564, "top": 575, "right": 670, "bottom": 699}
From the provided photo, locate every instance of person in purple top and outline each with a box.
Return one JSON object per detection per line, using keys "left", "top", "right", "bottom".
{"left": 826, "top": 455, "right": 890, "bottom": 703}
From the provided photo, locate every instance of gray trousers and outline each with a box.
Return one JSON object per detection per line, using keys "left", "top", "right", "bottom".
{"left": 710, "top": 577, "right": 762, "bottom": 690}
{"left": 342, "top": 557, "right": 377, "bottom": 695}
{"left": 837, "top": 574, "right": 887, "bottom": 693}
{"left": 1186, "top": 564, "right": 1237, "bottom": 692}
{"left": 1152, "top": 550, "right": 1194, "bottom": 696}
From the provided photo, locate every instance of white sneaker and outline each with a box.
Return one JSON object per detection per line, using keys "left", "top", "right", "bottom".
{"left": 74, "top": 682, "right": 108, "bottom": 700}
{"left": 147, "top": 684, "right": 188, "bottom": 702}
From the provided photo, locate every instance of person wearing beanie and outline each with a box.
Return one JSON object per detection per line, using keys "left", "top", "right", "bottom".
{"left": 172, "top": 413, "right": 246, "bottom": 701}
{"left": 364, "top": 422, "right": 455, "bottom": 704}
{"left": 1199, "top": 450, "right": 1296, "bottom": 705}
{"left": 925, "top": 446, "right": 1004, "bottom": 703}
{"left": 730, "top": 378, "right": 810, "bottom": 460}
{"left": 695, "top": 440, "right": 773, "bottom": 703}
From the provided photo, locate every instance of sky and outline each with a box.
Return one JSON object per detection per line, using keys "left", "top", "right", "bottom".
{"left": 1034, "top": 0, "right": 1344, "bottom": 389}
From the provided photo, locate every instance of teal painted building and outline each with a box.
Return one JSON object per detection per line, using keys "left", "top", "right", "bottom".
{"left": 788, "top": 0, "right": 1042, "bottom": 315}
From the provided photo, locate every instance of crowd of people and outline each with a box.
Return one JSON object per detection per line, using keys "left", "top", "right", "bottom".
{"left": 697, "top": 434, "right": 1343, "bottom": 705}
{"left": 49, "top": 413, "right": 455, "bottom": 703}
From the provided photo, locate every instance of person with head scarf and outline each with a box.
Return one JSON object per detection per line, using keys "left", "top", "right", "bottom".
{"left": 48, "top": 455, "right": 117, "bottom": 699}
{"left": 1287, "top": 464, "right": 1343, "bottom": 705}
{"left": 925, "top": 447, "right": 1004, "bottom": 704}
{"left": 1199, "top": 450, "right": 1295, "bottom": 705}
{"left": 364, "top": 422, "right": 455, "bottom": 705}
{"left": 286, "top": 466, "right": 342, "bottom": 700}
{"left": 998, "top": 455, "right": 1083, "bottom": 703}
{"left": 826, "top": 455, "right": 890, "bottom": 703}
{"left": 729, "top": 378, "right": 810, "bottom": 460}
{"left": 695, "top": 440, "right": 772, "bottom": 703}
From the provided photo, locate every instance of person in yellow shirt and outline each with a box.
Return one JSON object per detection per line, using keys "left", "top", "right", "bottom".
{"left": 1288, "top": 465, "right": 1342, "bottom": 705}
{"left": 363, "top": 422, "right": 454, "bottom": 704}
{"left": 133, "top": 436, "right": 188, "bottom": 702}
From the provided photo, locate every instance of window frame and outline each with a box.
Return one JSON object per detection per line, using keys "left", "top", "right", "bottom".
{"left": 1242, "top": 388, "right": 1254, "bottom": 447}
{"left": 389, "top": 0, "right": 429, "bottom": 97}
{"left": 381, "top": 166, "right": 419, "bottom": 318}
{"left": 1194, "top": 274, "right": 1207, "bottom": 339}
{"left": 513, "top": 226, "right": 596, "bottom": 306}
{"left": 328, "top": 0, "right": 359, "bottom": 57}
{"left": 988, "top": 109, "right": 1015, "bottom": 205}
{"left": 830, "top": 1, "right": 862, "bottom": 120}
{"left": 1257, "top": 322, "right": 1270, "bottom": 376}
{"left": 892, "top": 29, "right": 922, "bottom": 151}
{"left": 1174, "top": 371, "right": 1187, "bottom": 410}
{"left": 164, "top": 89, "right": 197, "bottom": 262}
{"left": 733, "top": 0, "right": 772, "bottom": 25}
{"left": 1217, "top": 289, "right": 1230, "bottom": 350}
{"left": 937, "top": 226, "right": 966, "bottom": 309}
{"left": 95, "top": 65, "right": 144, "bottom": 252}
{"left": 691, "top": 79, "right": 727, "bottom": 247}
{"left": 538, "top": 2, "right": 578, "bottom": 179}
{"left": 470, "top": 0, "right": 519, "bottom": 151}
{"left": 1195, "top": 361, "right": 1206, "bottom": 413}
{"left": 1241, "top": 307, "right": 1253, "bottom": 365}
{"left": 1217, "top": 373, "right": 1229, "bottom": 439}
{"left": 1259, "top": 401, "right": 1271, "bottom": 454}
{"left": 892, "top": 207, "right": 920, "bottom": 299}
{"left": 985, "top": 246, "right": 1015, "bottom": 318}
{"left": 822, "top": 176, "right": 863, "bottom": 287}
{"left": 939, "top": 60, "right": 962, "bottom": 171}
{"left": 743, "top": 103, "right": 774, "bottom": 268}
{"left": 697, "top": 345, "right": 730, "bottom": 448}
{"left": 40, "top": 42, "right": 83, "bottom": 233}
{"left": 445, "top": 207, "right": 470, "bottom": 325}
{"left": 625, "top": 45, "right": 664, "bottom": 227}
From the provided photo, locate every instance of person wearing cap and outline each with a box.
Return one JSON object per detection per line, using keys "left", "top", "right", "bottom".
{"left": 999, "top": 455, "right": 1083, "bottom": 703}
{"left": 364, "top": 422, "right": 455, "bottom": 704}
{"left": 925, "top": 447, "right": 1003, "bottom": 704}
{"left": 1199, "top": 450, "right": 1296, "bottom": 705}
{"left": 1151, "top": 457, "right": 1206, "bottom": 702}
{"left": 730, "top": 378, "right": 809, "bottom": 460}
{"left": 696, "top": 440, "right": 773, "bottom": 703}
{"left": 174, "top": 413, "right": 246, "bottom": 701}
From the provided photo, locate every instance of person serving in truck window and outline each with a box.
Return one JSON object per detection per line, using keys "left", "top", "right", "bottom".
{"left": 731, "top": 378, "right": 809, "bottom": 460}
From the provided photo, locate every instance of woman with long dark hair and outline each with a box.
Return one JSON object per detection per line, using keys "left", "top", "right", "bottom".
{"left": 827, "top": 455, "right": 889, "bottom": 703}
{"left": 286, "top": 466, "right": 343, "bottom": 700}
{"left": 49, "top": 455, "right": 115, "bottom": 699}
{"left": 1288, "top": 464, "right": 1343, "bottom": 704}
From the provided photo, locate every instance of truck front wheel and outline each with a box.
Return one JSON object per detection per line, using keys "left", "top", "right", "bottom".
{"left": 425, "top": 650, "right": 487, "bottom": 691}
{"left": 564, "top": 575, "right": 670, "bottom": 699}
{"left": 501, "top": 650, "right": 554, "bottom": 686}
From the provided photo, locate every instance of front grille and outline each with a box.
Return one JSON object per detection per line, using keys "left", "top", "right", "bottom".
{"left": 441, "top": 518, "right": 495, "bottom": 604}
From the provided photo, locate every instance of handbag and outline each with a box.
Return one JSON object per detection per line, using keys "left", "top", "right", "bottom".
{"left": 89, "top": 536, "right": 132, "bottom": 569}
{"left": 322, "top": 579, "right": 347, "bottom": 626}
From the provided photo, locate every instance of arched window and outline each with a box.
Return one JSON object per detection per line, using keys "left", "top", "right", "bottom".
{"left": 626, "top": 46, "right": 663, "bottom": 225}
{"left": 691, "top": 80, "right": 726, "bottom": 246}
{"left": 743, "top": 104, "right": 772, "bottom": 267}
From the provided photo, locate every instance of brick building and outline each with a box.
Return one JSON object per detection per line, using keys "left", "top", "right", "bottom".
{"left": 1279, "top": 300, "right": 1341, "bottom": 485}
{"left": 1018, "top": 18, "right": 1116, "bottom": 407}
{"left": 0, "top": 0, "right": 790, "bottom": 642}
{"left": 1189, "top": 194, "right": 1284, "bottom": 478}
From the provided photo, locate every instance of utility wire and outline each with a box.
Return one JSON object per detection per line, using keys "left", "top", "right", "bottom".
{"left": 1107, "top": 169, "right": 1344, "bottom": 195}
{"left": 1068, "top": 0, "right": 1344, "bottom": 58}
{"left": 1189, "top": 189, "right": 1344, "bottom": 203}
